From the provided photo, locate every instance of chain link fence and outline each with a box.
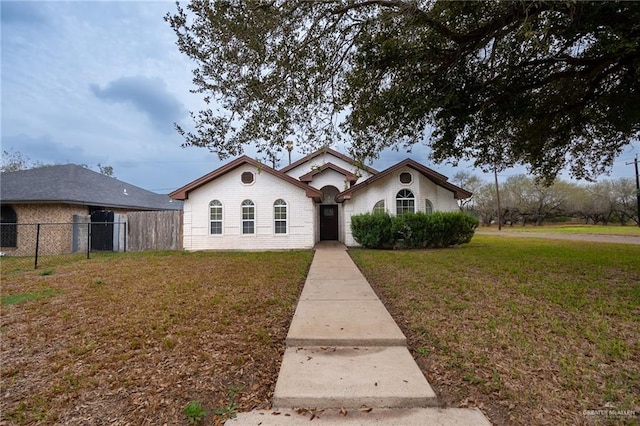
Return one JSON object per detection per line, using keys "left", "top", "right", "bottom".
{"left": 1, "top": 222, "right": 127, "bottom": 273}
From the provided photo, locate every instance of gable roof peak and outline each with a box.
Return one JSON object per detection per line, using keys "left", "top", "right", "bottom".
{"left": 279, "top": 146, "right": 378, "bottom": 175}
{"left": 397, "top": 158, "right": 449, "bottom": 181}
{"left": 169, "top": 155, "right": 323, "bottom": 201}
{"left": 336, "top": 158, "right": 471, "bottom": 201}
{"left": 298, "top": 162, "right": 359, "bottom": 183}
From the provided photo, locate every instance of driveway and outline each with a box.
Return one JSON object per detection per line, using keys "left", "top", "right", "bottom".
{"left": 476, "top": 229, "right": 640, "bottom": 245}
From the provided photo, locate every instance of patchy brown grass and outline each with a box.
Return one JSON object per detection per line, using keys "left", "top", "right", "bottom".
{"left": 1, "top": 250, "right": 313, "bottom": 425}
{"left": 350, "top": 236, "right": 640, "bottom": 426}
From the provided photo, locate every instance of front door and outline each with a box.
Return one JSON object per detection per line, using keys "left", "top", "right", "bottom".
{"left": 319, "top": 205, "right": 338, "bottom": 241}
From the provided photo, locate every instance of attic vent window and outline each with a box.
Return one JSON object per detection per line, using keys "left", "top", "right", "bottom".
{"left": 399, "top": 172, "right": 412, "bottom": 184}
{"left": 241, "top": 172, "right": 254, "bottom": 184}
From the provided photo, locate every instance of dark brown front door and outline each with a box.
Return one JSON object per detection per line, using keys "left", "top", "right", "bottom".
{"left": 319, "top": 205, "right": 338, "bottom": 240}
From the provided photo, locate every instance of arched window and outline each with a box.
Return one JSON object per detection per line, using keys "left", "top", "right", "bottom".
{"left": 209, "top": 200, "right": 223, "bottom": 235}
{"left": 0, "top": 205, "right": 17, "bottom": 247}
{"left": 242, "top": 200, "right": 255, "bottom": 234}
{"left": 396, "top": 190, "right": 415, "bottom": 215}
{"left": 425, "top": 199, "right": 434, "bottom": 214}
{"left": 274, "top": 199, "right": 287, "bottom": 234}
{"left": 372, "top": 200, "right": 385, "bottom": 214}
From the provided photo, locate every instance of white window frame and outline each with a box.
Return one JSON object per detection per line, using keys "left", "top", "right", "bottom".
{"left": 425, "top": 199, "right": 434, "bottom": 214}
{"left": 396, "top": 189, "right": 415, "bottom": 215}
{"left": 273, "top": 199, "right": 288, "bottom": 235}
{"left": 209, "top": 200, "right": 223, "bottom": 235}
{"left": 372, "top": 200, "right": 385, "bottom": 214}
{"left": 242, "top": 199, "right": 255, "bottom": 235}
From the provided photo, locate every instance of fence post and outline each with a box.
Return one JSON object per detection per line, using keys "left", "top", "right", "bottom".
{"left": 123, "top": 222, "right": 127, "bottom": 253}
{"left": 87, "top": 222, "right": 91, "bottom": 259}
{"left": 34, "top": 224, "right": 40, "bottom": 270}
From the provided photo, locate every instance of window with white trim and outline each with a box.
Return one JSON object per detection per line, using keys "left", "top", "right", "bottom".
{"left": 396, "top": 189, "right": 415, "bottom": 215}
{"left": 425, "top": 199, "right": 434, "bottom": 214}
{"left": 209, "top": 200, "right": 223, "bottom": 234}
{"left": 274, "top": 199, "right": 287, "bottom": 234}
{"left": 242, "top": 199, "right": 255, "bottom": 234}
{"left": 372, "top": 200, "right": 385, "bottom": 214}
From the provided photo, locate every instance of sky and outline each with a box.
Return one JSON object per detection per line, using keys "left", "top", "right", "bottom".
{"left": 2, "top": 1, "right": 638, "bottom": 194}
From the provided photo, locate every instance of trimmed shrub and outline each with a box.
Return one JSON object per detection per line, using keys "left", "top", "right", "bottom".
{"left": 391, "top": 212, "right": 429, "bottom": 249}
{"left": 423, "top": 212, "right": 478, "bottom": 247}
{"left": 350, "top": 212, "right": 394, "bottom": 248}
{"left": 351, "top": 211, "right": 478, "bottom": 249}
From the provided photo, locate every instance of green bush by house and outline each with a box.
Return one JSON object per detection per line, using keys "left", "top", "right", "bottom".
{"left": 350, "top": 212, "right": 395, "bottom": 249}
{"left": 351, "top": 212, "right": 478, "bottom": 249}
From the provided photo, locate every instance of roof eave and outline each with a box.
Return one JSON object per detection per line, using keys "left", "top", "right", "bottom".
{"left": 336, "top": 158, "right": 472, "bottom": 201}
{"left": 170, "top": 155, "right": 323, "bottom": 201}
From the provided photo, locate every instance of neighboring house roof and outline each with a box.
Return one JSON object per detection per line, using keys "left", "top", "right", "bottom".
{"left": 0, "top": 164, "right": 181, "bottom": 211}
{"left": 169, "top": 155, "right": 324, "bottom": 202}
{"left": 298, "top": 163, "right": 359, "bottom": 184}
{"left": 336, "top": 158, "right": 472, "bottom": 201}
{"left": 279, "top": 146, "right": 379, "bottom": 176}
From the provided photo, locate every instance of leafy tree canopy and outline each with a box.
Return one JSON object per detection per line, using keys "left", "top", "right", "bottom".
{"left": 166, "top": 0, "right": 640, "bottom": 182}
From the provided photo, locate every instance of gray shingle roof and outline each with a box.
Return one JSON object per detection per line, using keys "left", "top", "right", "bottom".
{"left": 0, "top": 164, "right": 181, "bottom": 211}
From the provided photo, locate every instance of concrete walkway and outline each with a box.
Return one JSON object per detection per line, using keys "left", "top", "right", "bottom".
{"left": 228, "top": 242, "right": 491, "bottom": 425}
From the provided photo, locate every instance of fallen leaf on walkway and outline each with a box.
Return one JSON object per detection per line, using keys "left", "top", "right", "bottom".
{"left": 340, "top": 407, "right": 347, "bottom": 416}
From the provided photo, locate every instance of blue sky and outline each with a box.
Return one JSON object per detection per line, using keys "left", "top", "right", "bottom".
{"left": 2, "top": 1, "right": 637, "bottom": 194}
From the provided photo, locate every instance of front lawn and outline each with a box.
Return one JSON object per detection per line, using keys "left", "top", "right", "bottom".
{"left": 1, "top": 250, "right": 313, "bottom": 425}
{"left": 350, "top": 236, "right": 640, "bottom": 425}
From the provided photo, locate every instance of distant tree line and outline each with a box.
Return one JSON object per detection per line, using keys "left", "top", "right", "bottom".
{"left": 454, "top": 172, "right": 638, "bottom": 226}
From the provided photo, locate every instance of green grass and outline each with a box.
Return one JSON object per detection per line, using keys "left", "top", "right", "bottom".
{"left": 1, "top": 289, "right": 59, "bottom": 306}
{"left": 350, "top": 235, "right": 640, "bottom": 425}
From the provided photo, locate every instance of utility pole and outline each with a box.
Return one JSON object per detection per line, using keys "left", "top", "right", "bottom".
{"left": 626, "top": 154, "right": 640, "bottom": 227}
{"left": 494, "top": 165, "right": 502, "bottom": 231}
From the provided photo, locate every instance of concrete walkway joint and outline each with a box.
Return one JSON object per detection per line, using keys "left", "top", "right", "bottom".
{"left": 227, "top": 242, "right": 491, "bottom": 425}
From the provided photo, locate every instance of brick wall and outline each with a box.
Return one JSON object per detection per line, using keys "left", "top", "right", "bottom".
{"left": 0, "top": 203, "right": 88, "bottom": 256}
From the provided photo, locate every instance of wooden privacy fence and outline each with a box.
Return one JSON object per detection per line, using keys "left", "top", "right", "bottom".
{"left": 126, "top": 210, "right": 183, "bottom": 252}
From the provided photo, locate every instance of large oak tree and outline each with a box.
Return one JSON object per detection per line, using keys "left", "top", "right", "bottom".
{"left": 166, "top": 0, "right": 640, "bottom": 182}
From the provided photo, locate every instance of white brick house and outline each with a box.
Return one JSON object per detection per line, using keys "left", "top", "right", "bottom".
{"left": 170, "top": 148, "right": 471, "bottom": 250}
